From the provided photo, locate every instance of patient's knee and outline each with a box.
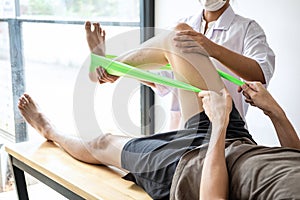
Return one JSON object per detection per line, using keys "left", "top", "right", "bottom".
{"left": 174, "top": 23, "right": 193, "bottom": 31}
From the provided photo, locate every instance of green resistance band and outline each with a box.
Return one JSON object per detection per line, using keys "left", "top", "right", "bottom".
{"left": 105, "top": 54, "right": 244, "bottom": 86}
{"left": 90, "top": 54, "right": 202, "bottom": 92}
{"left": 90, "top": 53, "right": 245, "bottom": 92}
{"left": 157, "top": 63, "right": 244, "bottom": 86}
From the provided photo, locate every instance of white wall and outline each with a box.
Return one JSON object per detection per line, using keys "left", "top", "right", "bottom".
{"left": 155, "top": 0, "right": 300, "bottom": 146}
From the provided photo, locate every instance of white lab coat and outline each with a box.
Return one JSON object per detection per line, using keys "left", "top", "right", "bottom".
{"left": 154, "top": 5, "right": 275, "bottom": 125}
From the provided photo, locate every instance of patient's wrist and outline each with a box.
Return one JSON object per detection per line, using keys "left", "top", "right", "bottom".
{"left": 211, "top": 116, "right": 229, "bottom": 128}
{"left": 266, "top": 104, "right": 285, "bottom": 120}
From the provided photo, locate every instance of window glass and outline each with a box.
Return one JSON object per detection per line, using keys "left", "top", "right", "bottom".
{"left": 22, "top": 22, "right": 141, "bottom": 140}
{"left": 0, "top": 0, "right": 15, "bottom": 18}
{"left": 19, "top": 0, "right": 140, "bottom": 22}
{"left": 1, "top": 0, "right": 143, "bottom": 142}
{"left": 0, "top": 22, "right": 15, "bottom": 136}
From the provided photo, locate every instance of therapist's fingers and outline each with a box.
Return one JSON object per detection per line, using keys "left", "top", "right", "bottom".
{"left": 174, "top": 40, "right": 198, "bottom": 48}
{"left": 97, "top": 77, "right": 105, "bottom": 84}
{"left": 174, "top": 31, "right": 204, "bottom": 43}
{"left": 96, "top": 67, "right": 116, "bottom": 83}
{"left": 173, "top": 34, "right": 193, "bottom": 41}
{"left": 175, "top": 30, "right": 200, "bottom": 36}
{"left": 96, "top": 67, "right": 105, "bottom": 84}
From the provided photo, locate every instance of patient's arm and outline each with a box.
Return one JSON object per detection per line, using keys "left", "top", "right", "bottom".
{"left": 198, "top": 89, "right": 232, "bottom": 200}
{"left": 240, "top": 82, "right": 300, "bottom": 149}
{"left": 268, "top": 106, "right": 300, "bottom": 149}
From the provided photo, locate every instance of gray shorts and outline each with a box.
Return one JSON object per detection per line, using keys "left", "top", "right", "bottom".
{"left": 121, "top": 105, "right": 255, "bottom": 200}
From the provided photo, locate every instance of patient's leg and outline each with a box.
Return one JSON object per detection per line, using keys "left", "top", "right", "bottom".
{"left": 115, "top": 23, "right": 225, "bottom": 122}
{"left": 166, "top": 23, "right": 224, "bottom": 122}
{"left": 85, "top": 21, "right": 107, "bottom": 82}
{"left": 18, "top": 94, "right": 131, "bottom": 169}
{"left": 85, "top": 21, "right": 106, "bottom": 56}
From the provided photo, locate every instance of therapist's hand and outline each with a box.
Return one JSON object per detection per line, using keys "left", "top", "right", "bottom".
{"left": 173, "top": 30, "right": 218, "bottom": 57}
{"left": 95, "top": 66, "right": 119, "bottom": 84}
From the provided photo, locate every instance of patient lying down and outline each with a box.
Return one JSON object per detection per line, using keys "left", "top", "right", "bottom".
{"left": 18, "top": 83, "right": 300, "bottom": 200}
{"left": 18, "top": 21, "right": 300, "bottom": 199}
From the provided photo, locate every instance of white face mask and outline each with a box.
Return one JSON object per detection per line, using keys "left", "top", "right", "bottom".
{"left": 199, "top": 0, "right": 227, "bottom": 11}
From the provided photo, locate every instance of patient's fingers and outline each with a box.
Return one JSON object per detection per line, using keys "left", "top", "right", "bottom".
{"left": 198, "top": 90, "right": 210, "bottom": 98}
{"left": 242, "top": 91, "right": 251, "bottom": 100}
{"left": 246, "top": 81, "right": 263, "bottom": 92}
{"left": 241, "top": 83, "right": 256, "bottom": 99}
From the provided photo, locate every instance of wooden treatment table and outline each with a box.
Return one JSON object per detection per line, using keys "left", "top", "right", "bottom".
{"left": 5, "top": 140, "right": 151, "bottom": 200}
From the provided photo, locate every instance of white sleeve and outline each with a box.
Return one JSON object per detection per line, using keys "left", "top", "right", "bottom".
{"left": 243, "top": 21, "right": 276, "bottom": 86}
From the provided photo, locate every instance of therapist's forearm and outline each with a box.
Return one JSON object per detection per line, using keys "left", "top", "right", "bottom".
{"left": 212, "top": 44, "right": 266, "bottom": 84}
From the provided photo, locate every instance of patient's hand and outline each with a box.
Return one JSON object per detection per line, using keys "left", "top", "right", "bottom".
{"left": 239, "top": 82, "right": 280, "bottom": 117}
{"left": 198, "top": 88, "right": 232, "bottom": 124}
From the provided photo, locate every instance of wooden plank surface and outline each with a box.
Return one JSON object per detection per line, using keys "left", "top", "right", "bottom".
{"left": 5, "top": 140, "right": 152, "bottom": 200}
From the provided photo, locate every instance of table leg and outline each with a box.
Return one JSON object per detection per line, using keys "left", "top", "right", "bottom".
{"left": 10, "top": 156, "right": 29, "bottom": 200}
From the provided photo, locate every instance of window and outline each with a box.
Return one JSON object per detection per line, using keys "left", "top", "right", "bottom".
{"left": 0, "top": 0, "right": 154, "bottom": 143}
{"left": 20, "top": 0, "right": 139, "bottom": 21}
{"left": 0, "top": 21, "right": 14, "bottom": 141}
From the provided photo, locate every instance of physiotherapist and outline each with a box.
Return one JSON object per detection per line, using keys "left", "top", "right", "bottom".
{"left": 153, "top": 0, "right": 275, "bottom": 129}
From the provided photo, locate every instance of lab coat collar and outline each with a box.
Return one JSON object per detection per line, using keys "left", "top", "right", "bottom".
{"left": 197, "top": 5, "right": 235, "bottom": 31}
{"left": 190, "top": 5, "right": 235, "bottom": 32}
{"left": 213, "top": 5, "right": 235, "bottom": 31}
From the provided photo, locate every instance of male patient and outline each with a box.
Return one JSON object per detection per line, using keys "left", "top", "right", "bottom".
{"left": 18, "top": 22, "right": 300, "bottom": 200}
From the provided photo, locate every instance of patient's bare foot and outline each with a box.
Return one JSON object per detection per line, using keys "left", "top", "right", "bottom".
{"left": 18, "top": 94, "right": 57, "bottom": 141}
{"left": 85, "top": 21, "right": 106, "bottom": 56}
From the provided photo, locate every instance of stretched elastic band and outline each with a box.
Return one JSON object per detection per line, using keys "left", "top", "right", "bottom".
{"left": 90, "top": 54, "right": 201, "bottom": 92}
{"left": 90, "top": 53, "right": 245, "bottom": 92}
